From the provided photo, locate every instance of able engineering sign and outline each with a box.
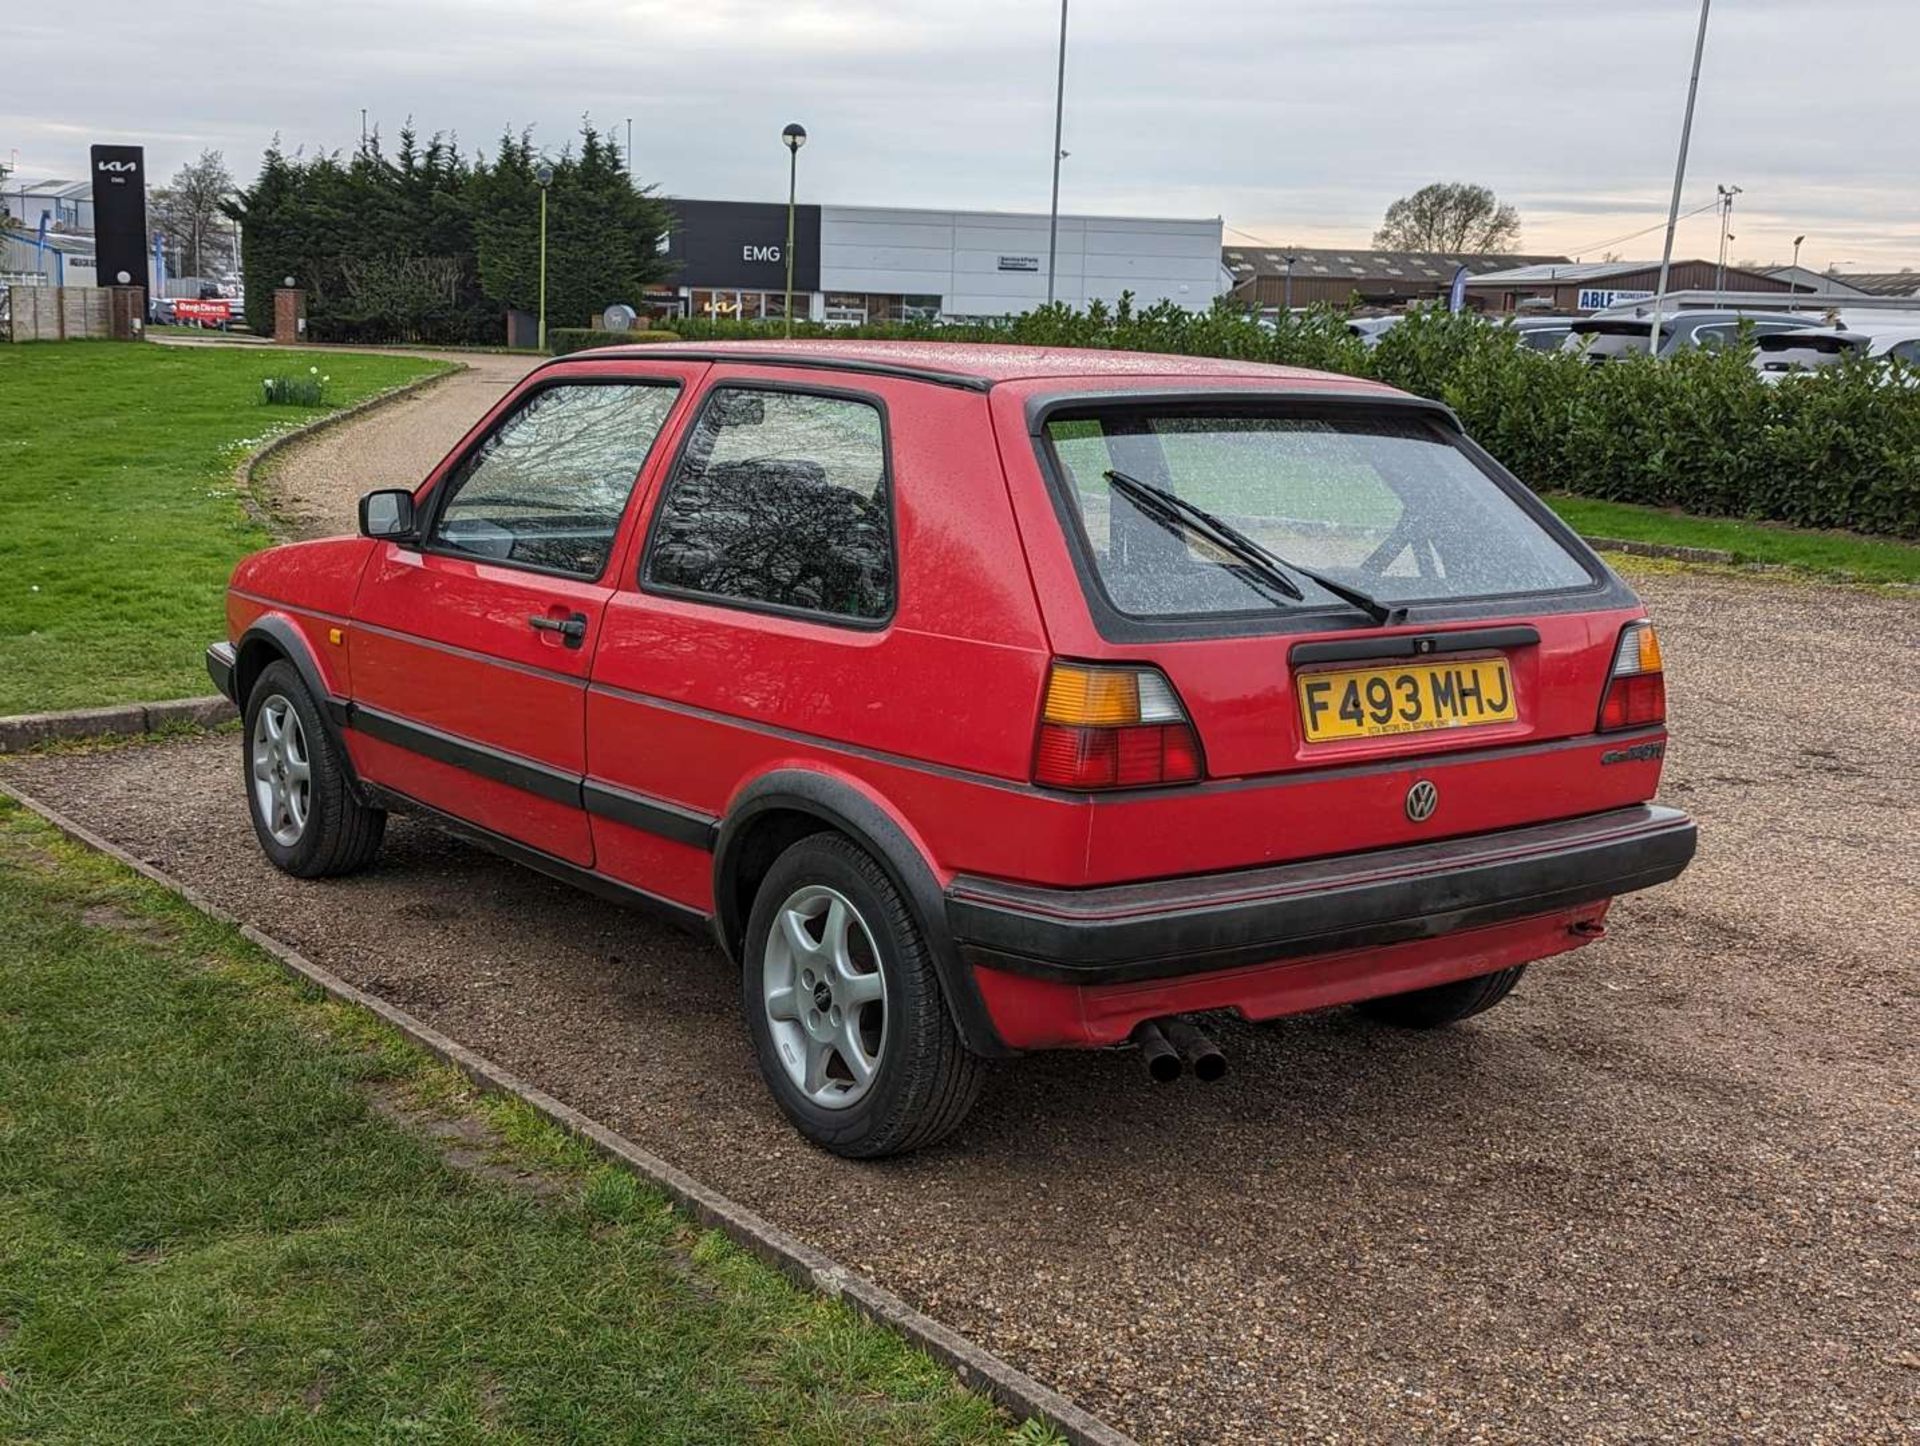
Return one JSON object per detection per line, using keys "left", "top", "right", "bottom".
{"left": 1577, "top": 288, "right": 1655, "bottom": 311}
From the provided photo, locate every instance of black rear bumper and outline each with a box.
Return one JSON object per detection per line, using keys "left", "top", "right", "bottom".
{"left": 945, "top": 805, "right": 1696, "bottom": 985}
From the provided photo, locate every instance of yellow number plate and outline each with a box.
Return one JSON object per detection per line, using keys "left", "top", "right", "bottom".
{"left": 1298, "top": 657, "right": 1516, "bottom": 743}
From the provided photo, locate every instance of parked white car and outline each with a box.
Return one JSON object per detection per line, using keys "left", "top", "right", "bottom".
{"left": 1751, "top": 319, "right": 1920, "bottom": 382}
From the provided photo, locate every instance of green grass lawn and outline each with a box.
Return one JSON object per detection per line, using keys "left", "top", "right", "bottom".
{"left": 1543, "top": 494, "right": 1920, "bottom": 584}
{"left": 0, "top": 342, "right": 453, "bottom": 715}
{"left": 0, "top": 796, "right": 1049, "bottom": 1444}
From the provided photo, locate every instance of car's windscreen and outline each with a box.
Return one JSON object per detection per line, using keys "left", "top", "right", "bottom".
{"left": 1569, "top": 326, "right": 1662, "bottom": 361}
{"left": 1043, "top": 409, "right": 1592, "bottom": 621}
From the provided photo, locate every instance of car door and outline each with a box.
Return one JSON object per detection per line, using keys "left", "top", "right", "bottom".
{"left": 583, "top": 372, "right": 905, "bottom": 900}
{"left": 347, "top": 365, "right": 703, "bottom": 865}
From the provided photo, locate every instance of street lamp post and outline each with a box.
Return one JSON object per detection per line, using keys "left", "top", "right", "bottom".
{"left": 782, "top": 123, "right": 807, "bottom": 338}
{"left": 1791, "top": 233, "right": 1805, "bottom": 274}
{"left": 536, "top": 162, "right": 554, "bottom": 352}
{"left": 1283, "top": 253, "right": 1298, "bottom": 313}
{"left": 1649, "top": 0, "right": 1712, "bottom": 355}
{"left": 1045, "top": 0, "right": 1069, "bottom": 307}
{"left": 1714, "top": 183, "right": 1742, "bottom": 295}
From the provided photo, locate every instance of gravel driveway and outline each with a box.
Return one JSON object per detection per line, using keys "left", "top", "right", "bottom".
{"left": 251, "top": 350, "right": 543, "bottom": 537}
{"left": 5, "top": 564, "right": 1914, "bottom": 1445}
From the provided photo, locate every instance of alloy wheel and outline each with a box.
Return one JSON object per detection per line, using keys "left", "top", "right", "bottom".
{"left": 762, "top": 884, "right": 889, "bottom": 1109}
{"left": 251, "top": 694, "right": 311, "bottom": 847}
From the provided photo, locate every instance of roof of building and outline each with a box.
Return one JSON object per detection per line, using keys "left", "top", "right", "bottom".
{"left": 557, "top": 339, "right": 1401, "bottom": 393}
{"left": 1825, "top": 271, "right": 1920, "bottom": 297}
{"left": 1222, "top": 246, "right": 1569, "bottom": 283}
{"left": 5, "top": 178, "right": 92, "bottom": 201}
{"left": 1468, "top": 258, "right": 1799, "bottom": 287}
{"left": 1765, "top": 265, "right": 1870, "bottom": 296}
{"left": 1465, "top": 260, "right": 1677, "bottom": 284}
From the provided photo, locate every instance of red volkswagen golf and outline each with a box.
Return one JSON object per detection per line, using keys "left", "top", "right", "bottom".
{"left": 208, "top": 341, "right": 1695, "bottom": 1156}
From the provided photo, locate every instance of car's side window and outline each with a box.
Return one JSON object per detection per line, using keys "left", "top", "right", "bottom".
{"left": 643, "top": 387, "right": 894, "bottom": 622}
{"left": 429, "top": 382, "right": 679, "bottom": 579}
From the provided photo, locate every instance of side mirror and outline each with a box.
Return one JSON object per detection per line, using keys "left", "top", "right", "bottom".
{"left": 359, "top": 489, "right": 418, "bottom": 542}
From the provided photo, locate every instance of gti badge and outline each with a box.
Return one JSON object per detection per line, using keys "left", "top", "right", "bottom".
{"left": 1405, "top": 779, "right": 1439, "bottom": 823}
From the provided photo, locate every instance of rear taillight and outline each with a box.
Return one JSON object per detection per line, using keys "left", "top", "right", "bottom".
{"left": 1034, "top": 662, "right": 1203, "bottom": 789}
{"left": 1598, "top": 620, "right": 1667, "bottom": 731}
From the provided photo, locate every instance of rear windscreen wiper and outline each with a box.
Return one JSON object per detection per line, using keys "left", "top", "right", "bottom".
{"left": 1103, "top": 468, "right": 1402, "bottom": 626}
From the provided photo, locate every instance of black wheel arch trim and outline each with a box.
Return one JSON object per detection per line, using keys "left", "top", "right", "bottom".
{"left": 945, "top": 804, "right": 1698, "bottom": 985}
{"left": 223, "top": 619, "right": 366, "bottom": 800}
{"left": 714, "top": 770, "right": 1013, "bottom": 1058}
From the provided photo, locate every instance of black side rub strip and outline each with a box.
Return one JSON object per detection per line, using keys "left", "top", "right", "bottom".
{"left": 345, "top": 703, "right": 719, "bottom": 851}
{"left": 351, "top": 706, "right": 581, "bottom": 808}
{"left": 583, "top": 781, "right": 721, "bottom": 851}
{"left": 945, "top": 804, "right": 1697, "bottom": 985}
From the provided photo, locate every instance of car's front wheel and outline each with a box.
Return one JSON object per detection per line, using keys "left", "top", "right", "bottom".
{"left": 242, "top": 659, "right": 385, "bottom": 878}
{"left": 741, "top": 833, "right": 984, "bottom": 1158}
{"left": 1355, "top": 965, "right": 1526, "bottom": 1028}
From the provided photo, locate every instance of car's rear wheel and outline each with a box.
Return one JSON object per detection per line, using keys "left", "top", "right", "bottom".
{"left": 741, "top": 833, "right": 984, "bottom": 1158}
{"left": 243, "top": 660, "right": 385, "bottom": 878}
{"left": 1356, "top": 965, "right": 1526, "bottom": 1029}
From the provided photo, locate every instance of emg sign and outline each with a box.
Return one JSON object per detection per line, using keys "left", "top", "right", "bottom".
{"left": 659, "top": 200, "right": 820, "bottom": 290}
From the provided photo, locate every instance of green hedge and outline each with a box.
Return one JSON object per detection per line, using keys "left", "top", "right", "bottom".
{"left": 548, "top": 328, "right": 681, "bottom": 355}
{"left": 665, "top": 301, "right": 1920, "bottom": 538}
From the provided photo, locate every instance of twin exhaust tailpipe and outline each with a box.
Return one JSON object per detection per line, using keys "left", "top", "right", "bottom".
{"left": 1131, "top": 1018, "right": 1227, "bottom": 1083}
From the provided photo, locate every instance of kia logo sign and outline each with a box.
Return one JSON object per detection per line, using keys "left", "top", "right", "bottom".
{"left": 742, "top": 244, "right": 781, "bottom": 263}
{"left": 97, "top": 160, "right": 138, "bottom": 173}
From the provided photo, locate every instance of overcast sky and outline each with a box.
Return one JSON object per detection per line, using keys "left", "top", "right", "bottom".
{"left": 6, "top": 0, "right": 1915, "bottom": 271}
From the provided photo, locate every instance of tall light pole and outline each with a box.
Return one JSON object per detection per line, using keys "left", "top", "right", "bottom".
{"left": 1283, "top": 253, "right": 1298, "bottom": 313}
{"left": 782, "top": 123, "right": 807, "bottom": 337}
{"left": 1714, "top": 183, "right": 1742, "bottom": 294}
{"left": 625, "top": 118, "right": 633, "bottom": 180}
{"left": 536, "top": 162, "right": 554, "bottom": 352}
{"left": 1045, "top": 0, "right": 1069, "bottom": 306}
{"left": 1791, "top": 233, "right": 1805, "bottom": 274}
{"left": 1648, "top": 0, "right": 1712, "bottom": 355}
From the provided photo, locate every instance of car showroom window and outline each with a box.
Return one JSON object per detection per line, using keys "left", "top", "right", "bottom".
{"left": 429, "top": 383, "right": 679, "bottom": 578}
{"left": 645, "top": 388, "right": 894, "bottom": 621}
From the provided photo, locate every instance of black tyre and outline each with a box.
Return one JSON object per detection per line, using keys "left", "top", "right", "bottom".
{"left": 242, "top": 659, "right": 385, "bottom": 878}
{"left": 1355, "top": 965, "right": 1526, "bottom": 1029}
{"left": 741, "top": 833, "right": 985, "bottom": 1158}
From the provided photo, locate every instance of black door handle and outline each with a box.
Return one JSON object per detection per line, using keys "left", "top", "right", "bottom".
{"left": 529, "top": 612, "right": 588, "bottom": 648}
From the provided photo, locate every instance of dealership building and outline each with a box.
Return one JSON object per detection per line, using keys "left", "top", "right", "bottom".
{"left": 650, "top": 199, "right": 1226, "bottom": 324}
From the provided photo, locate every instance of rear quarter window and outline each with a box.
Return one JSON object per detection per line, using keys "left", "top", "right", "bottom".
{"left": 643, "top": 386, "right": 894, "bottom": 623}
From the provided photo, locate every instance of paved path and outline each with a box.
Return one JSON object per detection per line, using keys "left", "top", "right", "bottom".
{"left": 7, "top": 564, "right": 1915, "bottom": 1445}
{"left": 250, "top": 350, "right": 542, "bottom": 538}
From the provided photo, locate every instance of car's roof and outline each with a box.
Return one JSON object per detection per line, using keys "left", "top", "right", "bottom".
{"left": 552, "top": 338, "right": 1397, "bottom": 395}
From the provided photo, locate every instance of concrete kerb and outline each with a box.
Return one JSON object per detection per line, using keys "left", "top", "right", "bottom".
{"left": 234, "top": 362, "right": 469, "bottom": 541}
{"left": 0, "top": 696, "right": 236, "bottom": 755}
{"left": 1584, "top": 536, "right": 1738, "bottom": 566}
{"left": 0, "top": 780, "right": 1137, "bottom": 1446}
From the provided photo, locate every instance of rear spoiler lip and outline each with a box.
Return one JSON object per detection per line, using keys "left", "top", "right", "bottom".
{"left": 1022, "top": 386, "right": 1460, "bottom": 438}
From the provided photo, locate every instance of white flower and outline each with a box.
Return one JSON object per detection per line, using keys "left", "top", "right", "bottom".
{"left": 29, "top": 585, "right": 40, "bottom": 592}
{"left": 309, "top": 365, "right": 319, "bottom": 374}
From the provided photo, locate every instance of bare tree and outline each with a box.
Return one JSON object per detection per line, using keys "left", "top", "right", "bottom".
{"left": 1373, "top": 182, "right": 1521, "bottom": 254}
{"left": 152, "top": 149, "right": 238, "bottom": 276}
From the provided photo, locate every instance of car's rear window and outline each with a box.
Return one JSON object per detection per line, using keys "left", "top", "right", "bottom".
{"left": 1041, "top": 406, "right": 1593, "bottom": 622}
